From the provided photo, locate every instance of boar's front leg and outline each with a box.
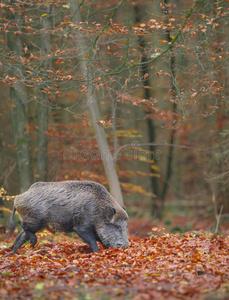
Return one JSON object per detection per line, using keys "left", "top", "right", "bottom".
{"left": 14, "top": 229, "right": 29, "bottom": 254}
{"left": 73, "top": 226, "right": 99, "bottom": 253}
{"left": 21, "top": 222, "right": 37, "bottom": 247}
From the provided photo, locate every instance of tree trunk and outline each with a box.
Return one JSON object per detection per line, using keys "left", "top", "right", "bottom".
{"left": 86, "top": 86, "right": 124, "bottom": 206}
{"left": 36, "top": 101, "right": 48, "bottom": 181}
{"left": 36, "top": 6, "right": 52, "bottom": 181}
{"left": 134, "top": 5, "right": 160, "bottom": 216}
{"left": 0, "top": 137, "right": 3, "bottom": 186}
{"left": 160, "top": 0, "right": 177, "bottom": 204}
{"left": 72, "top": 1, "right": 124, "bottom": 206}
{"left": 7, "top": 1, "right": 32, "bottom": 193}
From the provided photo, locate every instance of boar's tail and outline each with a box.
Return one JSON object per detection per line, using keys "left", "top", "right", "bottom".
{"left": 8, "top": 206, "right": 16, "bottom": 237}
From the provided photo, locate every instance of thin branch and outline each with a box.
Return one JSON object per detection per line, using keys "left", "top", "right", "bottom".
{"left": 2, "top": 163, "right": 16, "bottom": 188}
{"left": 60, "top": 0, "right": 85, "bottom": 50}
{"left": 100, "top": 0, "right": 203, "bottom": 78}
{"left": 215, "top": 206, "right": 224, "bottom": 235}
{"left": 113, "top": 142, "right": 214, "bottom": 163}
{"left": 87, "top": 0, "right": 125, "bottom": 58}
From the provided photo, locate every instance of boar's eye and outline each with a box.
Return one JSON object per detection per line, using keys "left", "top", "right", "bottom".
{"left": 122, "top": 206, "right": 126, "bottom": 211}
{"left": 105, "top": 206, "right": 116, "bottom": 222}
{"left": 112, "top": 223, "right": 122, "bottom": 231}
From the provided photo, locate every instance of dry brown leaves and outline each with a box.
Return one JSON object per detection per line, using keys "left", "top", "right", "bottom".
{"left": 0, "top": 232, "right": 229, "bottom": 299}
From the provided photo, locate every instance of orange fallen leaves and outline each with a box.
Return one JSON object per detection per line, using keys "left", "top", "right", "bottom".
{"left": 0, "top": 233, "right": 229, "bottom": 299}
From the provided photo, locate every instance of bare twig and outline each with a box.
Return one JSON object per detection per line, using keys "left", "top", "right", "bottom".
{"left": 1, "top": 163, "right": 16, "bottom": 188}
{"left": 113, "top": 142, "right": 214, "bottom": 163}
{"left": 215, "top": 206, "right": 224, "bottom": 235}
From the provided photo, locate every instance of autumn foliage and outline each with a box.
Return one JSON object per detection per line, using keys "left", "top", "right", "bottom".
{"left": 0, "top": 231, "right": 229, "bottom": 299}
{"left": 1, "top": 0, "right": 229, "bottom": 297}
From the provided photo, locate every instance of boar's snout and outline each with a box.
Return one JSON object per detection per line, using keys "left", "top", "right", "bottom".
{"left": 122, "top": 242, "right": 130, "bottom": 249}
{"left": 116, "top": 240, "right": 130, "bottom": 250}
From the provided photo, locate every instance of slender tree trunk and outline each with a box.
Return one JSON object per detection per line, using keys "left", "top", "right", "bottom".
{"left": 0, "top": 137, "right": 3, "bottom": 187}
{"left": 36, "top": 101, "right": 48, "bottom": 181}
{"left": 160, "top": 0, "right": 178, "bottom": 204}
{"left": 7, "top": 1, "right": 32, "bottom": 193}
{"left": 134, "top": 5, "right": 160, "bottom": 216}
{"left": 36, "top": 6, "right": 52, "bottom": 181}
{"left": 86, "top": 85, "right": 124, "bottom": 206}
{"left": 72, "top": 1, "right": 124, "bottom": 206}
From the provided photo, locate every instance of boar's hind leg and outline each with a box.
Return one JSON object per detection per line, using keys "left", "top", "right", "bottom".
{"left": 21, "top": 222, "right": 37, "bottom": 247}
{"left": 14, "top": 229, "right": 29, "bottom": 254}
{"left": 74, "top": 227, "right": 99, "bottom": 253}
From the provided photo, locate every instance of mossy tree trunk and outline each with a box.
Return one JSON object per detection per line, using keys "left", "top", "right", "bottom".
{"left": 134, "top": 5, "right": 160, "bottom": 216}
{"left": 7, "top": 1, "right": 32, "bottom": 193}
{"left": 36, "top": 5, "right": 53, "bottom": 181}
{"left": 160, "top": 0, "right": 178, "bottom": 205}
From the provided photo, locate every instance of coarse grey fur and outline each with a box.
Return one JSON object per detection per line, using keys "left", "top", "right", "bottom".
{"left": 9, "top": 181, "right": 130, "bottom": 253}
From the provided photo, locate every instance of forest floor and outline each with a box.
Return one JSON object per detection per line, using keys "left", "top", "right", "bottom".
{"left": 0, "top": 217, "right": 229, "bottom": 300}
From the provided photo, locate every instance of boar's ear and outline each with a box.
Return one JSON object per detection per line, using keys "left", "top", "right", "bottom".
{"left": 105, "top": 206, "right": 116, "bottom": 222}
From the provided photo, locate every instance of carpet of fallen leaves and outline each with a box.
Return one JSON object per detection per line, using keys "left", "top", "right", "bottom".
{"left": 0, "top": 230, "right": 229, "bottom": 300}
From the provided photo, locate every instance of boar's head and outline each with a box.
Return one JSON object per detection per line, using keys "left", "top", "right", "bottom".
{"left": 96, "top": 205, "right": 130, "bottom": 250}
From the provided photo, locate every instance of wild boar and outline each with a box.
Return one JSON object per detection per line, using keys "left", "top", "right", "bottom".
{"left": 9, "top": 181, "right": 130, "bottom": 253}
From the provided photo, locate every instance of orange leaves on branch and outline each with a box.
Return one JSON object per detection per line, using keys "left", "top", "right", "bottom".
{"left": 60, "top": 20, "right": 71, "bottom": 26}
{"left": 9, "top": 7, "right": 15, "bottom": 14}
{"left": 41, "top": 88, "right": 51, "bottom": 94}
{"left": 2, "top": 75, "right": 16, "bottom": 85}
{"left": 0, "top": 188, "right": 15, "bottom": 201}
{"left": 156, "top": 71, "right": 163, "bottom": 77}
{"left": 143, "top": 73, "right": 148, "bottom": 80}
{"left": 191, "top": 92, "right": 197, "bottom": 98}
{"left": 79, "top": 84, "right": 87, "bottom": 93}
{"left": 55, "top": 58, "right": 63, "bottom": 64}
{"left": 98, "top": 120, "right": 106, "bottom": 126}
{"left": 66, "top": 75, "right": 73, "bottom": 81}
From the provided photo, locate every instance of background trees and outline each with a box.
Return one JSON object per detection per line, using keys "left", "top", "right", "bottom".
{"left": 0, "top": 0, "right": 229, "bottom": 227}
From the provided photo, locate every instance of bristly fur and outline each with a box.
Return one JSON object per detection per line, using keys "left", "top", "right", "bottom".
{"left": 10, "top": 181, "right": 130, "bottom": 253}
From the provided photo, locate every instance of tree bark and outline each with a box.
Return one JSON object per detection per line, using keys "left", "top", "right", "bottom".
{"left": 72, "top": 1, "right": 124, "bottom": 206}
{"left": 0, "top": 137, "right": 3, "bottom": 186}
{"left": 36, "top": 6, "right": 52, "bottom": 181}
{"left": 160, "top": 0, "right": 177, "bottom": 204}
{"left": 7, "top": 1, "right": 32, "bottom": 193}
{"left": 36, "top": 100, "right": 48, "bottom": 181}
{"left": 134, "top": 5, "right": 160, "bottom": 216}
